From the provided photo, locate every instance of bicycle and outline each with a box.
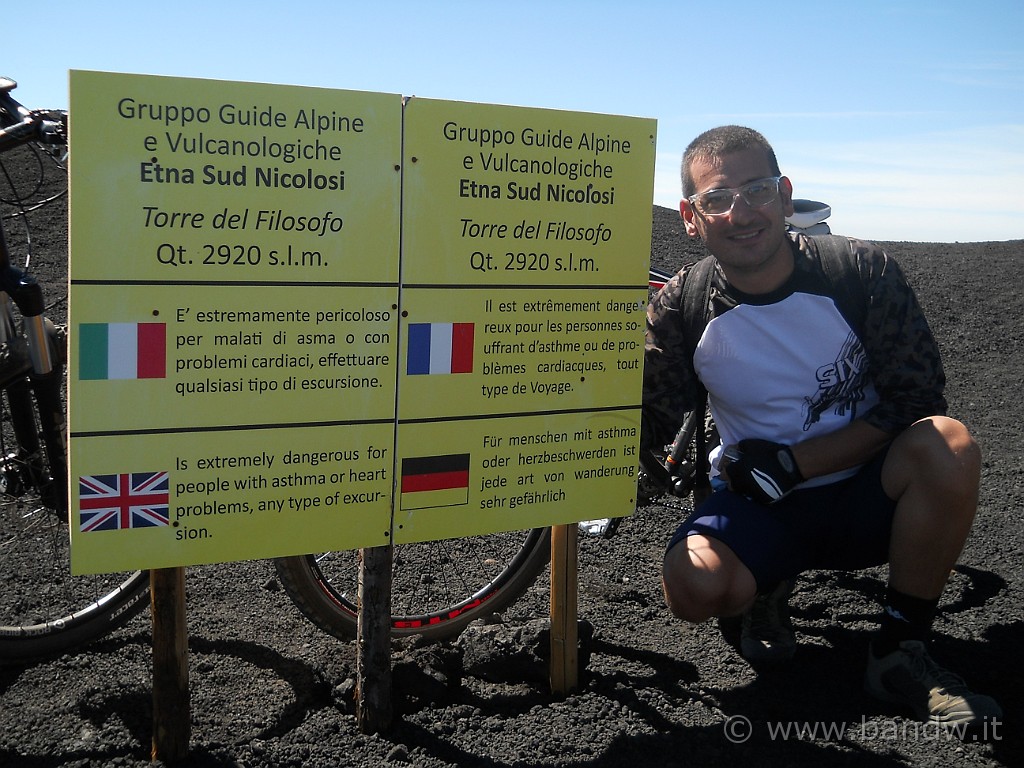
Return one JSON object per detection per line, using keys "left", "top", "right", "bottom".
{"left": 0, "top": 77, "right": 150, "bottom": 662}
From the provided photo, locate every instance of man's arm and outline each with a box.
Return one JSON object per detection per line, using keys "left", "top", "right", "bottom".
{"left": 789, "top": 418, "right": 893, "bottom": 480}
{"left": 719, "top": 419, "right": 894, "bottom": 503}
{"left": 855, "top": 242, "right": 947, "bottom": 432}
{"left": 642, "top": 270, "right": 699, "bottom": 450}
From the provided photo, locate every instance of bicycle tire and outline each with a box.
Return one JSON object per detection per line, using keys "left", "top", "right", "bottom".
{"left": 274, "top": 526, "right": 552, "bottom": 642}
{"left": 0, "top": 324, "right": 150, "bottom": 662}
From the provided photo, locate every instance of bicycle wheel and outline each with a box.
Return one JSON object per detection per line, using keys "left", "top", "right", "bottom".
{"left": 275, "top": 526, "right": 552, "bottom": 642}
{"left": 0, "top": 331, "right": 150, "bottom": 662}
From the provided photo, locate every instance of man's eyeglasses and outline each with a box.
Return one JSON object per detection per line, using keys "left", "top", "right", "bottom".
{"left": 687, "top": 176, "right": 784, "bottom": 217}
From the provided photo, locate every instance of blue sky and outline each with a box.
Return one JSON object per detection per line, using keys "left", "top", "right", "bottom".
{"left": 9, "top": 1, "right": 1022, "bottom": 242}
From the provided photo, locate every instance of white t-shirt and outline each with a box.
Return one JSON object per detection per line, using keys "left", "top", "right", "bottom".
{"left": 695, "top": 291, "right": 879, "bottom": 487}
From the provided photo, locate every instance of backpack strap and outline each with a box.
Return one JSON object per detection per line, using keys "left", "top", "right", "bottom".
{"left": 806, "top": 234, "right": 868, "bottom": 335}
{"left": 678, "top": 256, "right": 715, "bottom": 496}
{"left": 681, "top": 255, "right": 716, "bottom": 355}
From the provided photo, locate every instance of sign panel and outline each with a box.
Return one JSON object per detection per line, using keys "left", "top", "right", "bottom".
{"left": 68, "top": 73, "right": 656, "bottom": 573}
{"left": 395, "top": 98, "right": 654, "bottom": 542}
{"left": 69, "top": 71, "right": 402, "bottom": 573}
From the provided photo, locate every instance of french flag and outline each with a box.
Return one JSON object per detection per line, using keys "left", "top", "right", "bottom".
{"left": 406, "top": 322, "right": 474, "bottom": 375}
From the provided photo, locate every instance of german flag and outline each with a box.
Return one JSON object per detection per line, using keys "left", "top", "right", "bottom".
{"left": 400, "top": 453, "right": 471, "bottom": 510}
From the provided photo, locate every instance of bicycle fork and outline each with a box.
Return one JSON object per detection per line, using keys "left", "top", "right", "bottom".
{"left": 0, "top": 261, "right": 67, "bottom": 513}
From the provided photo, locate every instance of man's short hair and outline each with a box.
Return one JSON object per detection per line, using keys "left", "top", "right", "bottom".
{"left": 681, "top": 126, "right": 781, "bottom": 198}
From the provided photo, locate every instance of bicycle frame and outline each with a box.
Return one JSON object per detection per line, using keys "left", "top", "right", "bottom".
{"left": 649, "top": 265, "right": 673, "bottom": 292}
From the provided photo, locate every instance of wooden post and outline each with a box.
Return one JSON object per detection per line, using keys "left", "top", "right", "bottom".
{"left": 356, "top": 545, "right": 393, "bottom": 733}
{"left": 549, "top": 523, "right": 578, "bottom": 695}
{"left": 151, "top": 567, "right": 190, "bottom": 762}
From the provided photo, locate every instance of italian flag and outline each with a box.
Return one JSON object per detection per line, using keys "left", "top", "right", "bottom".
{"left": 79, "top": 322, "right": 166, "bottom": 380}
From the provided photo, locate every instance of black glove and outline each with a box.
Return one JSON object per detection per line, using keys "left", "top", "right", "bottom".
{"left": 722, "top": 439, "right": 804, "bottom": 504}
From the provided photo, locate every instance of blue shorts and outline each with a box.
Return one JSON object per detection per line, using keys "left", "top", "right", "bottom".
{"left": 667, "top": 447, "right": 896, "bottom": 593}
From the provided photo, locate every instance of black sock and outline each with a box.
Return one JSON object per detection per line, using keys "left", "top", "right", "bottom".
{"left": 873, "top": 587, "right": 939, "bottom": 658}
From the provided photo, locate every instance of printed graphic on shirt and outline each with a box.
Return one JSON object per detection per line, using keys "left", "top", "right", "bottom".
{"left": 803, "top": 330, "right": 869, "bottom": 431}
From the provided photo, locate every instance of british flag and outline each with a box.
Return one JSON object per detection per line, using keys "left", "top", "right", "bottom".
{"left": 79, "top": 472, "right": 170, "bottom": 532}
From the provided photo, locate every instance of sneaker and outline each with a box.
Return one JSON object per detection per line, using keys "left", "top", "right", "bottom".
{"left": 865, "top": 640, "right": 1003, "bottom": 727}
{"left": 739, "top": 578, "right": 797, "bottom": 662}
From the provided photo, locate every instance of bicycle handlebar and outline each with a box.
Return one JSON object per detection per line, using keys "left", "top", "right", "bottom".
{"left": 0, "top": 77, "right": 67, "bottom": 153}
{"left": 0, "top": 77, "right": 65, "bottom": 310}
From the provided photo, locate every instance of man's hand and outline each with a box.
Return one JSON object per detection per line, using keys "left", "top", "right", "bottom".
{"left": 720, "top": 439, "right": 804, "bottom": 504}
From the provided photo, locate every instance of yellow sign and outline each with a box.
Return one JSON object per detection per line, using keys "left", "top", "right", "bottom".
{"left": 69, "top": 284, "right": 399, "bottom": 432}
{"left": 395, "top": 98, "right": 654, "bottom": 542}
{"left": 401, "top": 98, "right": 654, "bottom": 286}
{"left": 71, "top": 425, "right": 395, "bottom": 570}
{"left": 68, "top": 72, "right": 656, "bottom": 574}
{"left": 69, "top": 72, "right": 402, "bottom": 573}
{"left": 69, "top": 71, "right": 401, "bottom": 284}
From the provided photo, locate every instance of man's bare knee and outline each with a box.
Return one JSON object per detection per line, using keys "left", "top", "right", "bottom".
{"left": 662, "top": 572, "right": 719, "bottom": 623}
{"left": 884, "top": 416, "right": 981, "bottom": 501}
{"left": 662, "top": 536, "right": 755, "bottom": 622}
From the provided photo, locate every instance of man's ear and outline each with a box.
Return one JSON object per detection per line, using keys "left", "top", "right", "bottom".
{"left": 780, "top": 176, "right": 796, "bottom": 218}
{"left": 680, "top": 199, "right": 700, "bottom": 238}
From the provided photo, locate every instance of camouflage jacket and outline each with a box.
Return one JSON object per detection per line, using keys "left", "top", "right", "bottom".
{"left": 642, "top": 233, "right": 947, "bottom": 450}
